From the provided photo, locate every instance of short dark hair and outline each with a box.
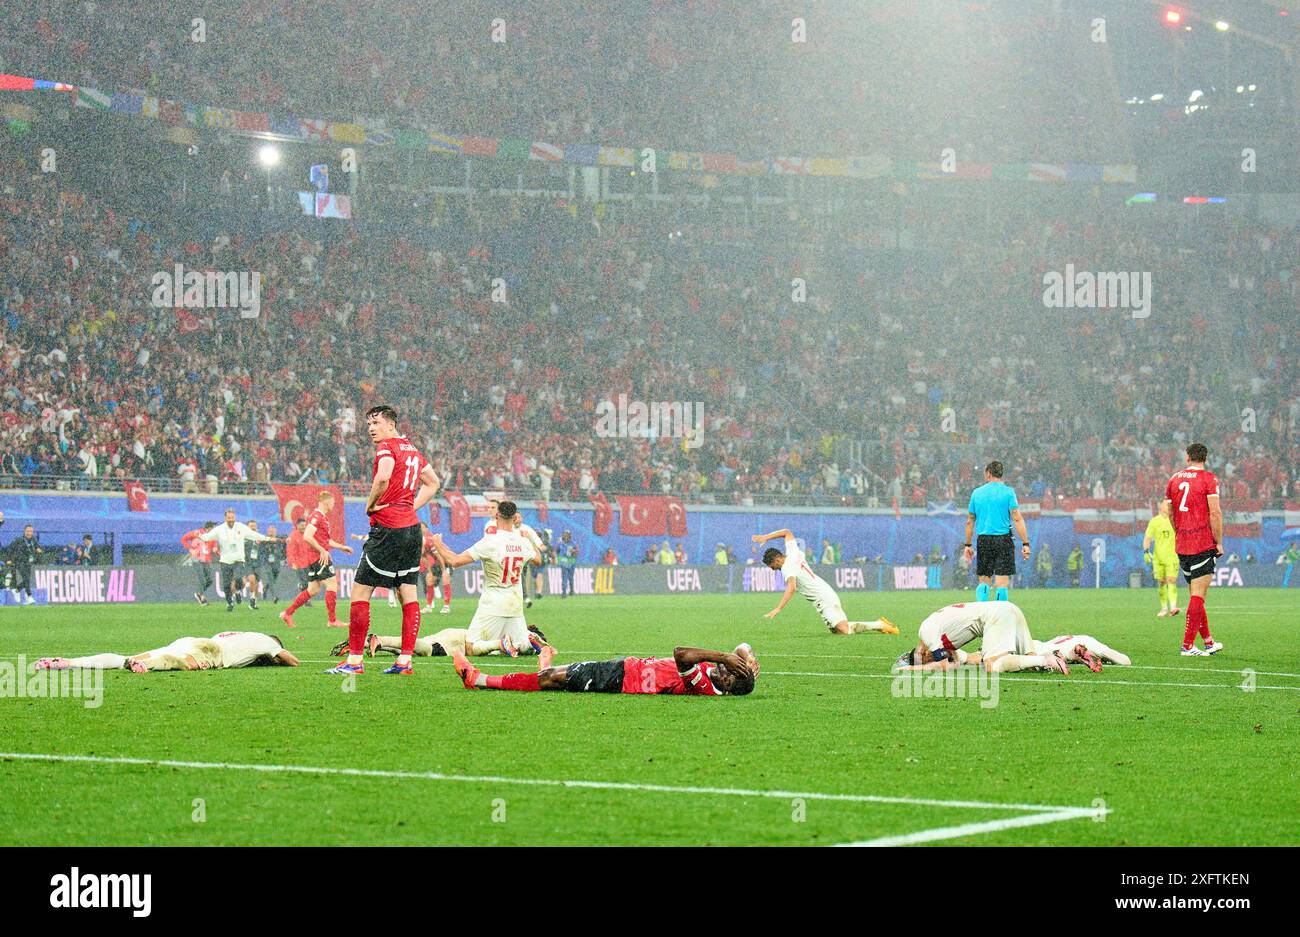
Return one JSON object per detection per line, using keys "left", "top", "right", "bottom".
{"left": 985, "top": 460, "right": 1004, "bottom": 478}
{"left": 728, "top": 673, "right": 756, "bottom": 696}
{"left": 497, "top": 500, "right": 518, "bottom": 519}
{"left": 762, "top": 547, "right": 783, "bottom": 567}
{"left": 202, "top": 521, "right": 216, "bottom": 530}
{"left": 1187, "top": 442, "right": 1208, "bottom": 463}
{"left": 366, "top": 405, "right": 398, "bottom": 424}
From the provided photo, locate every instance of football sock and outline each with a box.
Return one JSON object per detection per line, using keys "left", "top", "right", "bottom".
{"left": 1167, "top": 583, "right": 1177, "bottom": 609}
{"left": 1183, "top": 596, "right": 1205, "bottom": 649}
{"left": 425, "top": 583, "right": 435, "bottom": 605}
{"left": 975, "top": 583, "right": 990, "bottom": 601}
{"left": 65, "top": 653, "right": 127, "bottom": 669}
{"left": 286, "top": 590, "right": 311, "bottom": 614}
{"left": 484, "top": 672, "right": 540, "bottom": 691}
{"left": 347, "top": 601, "right": 369, "bottom": 663}
{"left": 995, "top": 587, "right": 1008, "bottom": 601}
{"left": 400, "top": 602, "right": 421, "bottom": 657}
{"left": 324, "top": 590, "right": 337, "bottom": 621}
{"left": 988, "top": 653, "right": 1053, "bottom": 673}
{"left": 442, "top": 581, "right": 452, "bottom": 605}
{"left": 848, "top": 620, "right": 886, "bottom": 633}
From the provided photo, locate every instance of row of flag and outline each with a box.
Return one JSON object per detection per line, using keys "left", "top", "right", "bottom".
{"left": 2, "top": 72, "right": 1137, "bottom": 184}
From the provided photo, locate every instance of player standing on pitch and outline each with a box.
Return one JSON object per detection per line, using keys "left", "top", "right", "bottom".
{"left": 1165, "top": 442, "right": 1224, "bottom": 656}
{"left": 1142, "top": 498, "right": 1181, "bottom": 618}
{"left": 326, "top": 405, "right": 439, "bottom": 676}
{"left": 963, "top": 460, "right": 1030, "bottom": 602}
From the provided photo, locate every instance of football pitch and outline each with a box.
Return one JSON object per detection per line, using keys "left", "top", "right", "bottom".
{"left": 1, "top": 588, "right": 1296, "bottom": 847}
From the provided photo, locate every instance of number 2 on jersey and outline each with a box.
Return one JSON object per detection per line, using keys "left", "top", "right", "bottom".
{"left": 1177, "top": 481, "right": 1190, "bottom": 512}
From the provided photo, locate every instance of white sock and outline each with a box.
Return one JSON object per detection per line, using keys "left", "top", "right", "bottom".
{"left": 988, "top": 653, "right": 1052, "bottom": 673}
{"left": 848, "top": 620, "right": 885, "bottom": 633}
{"left": 346, "top": 654, "right": 363, "bottom": 666}
{"left": 65, "top": 653, "right": 127, "bottom": 669}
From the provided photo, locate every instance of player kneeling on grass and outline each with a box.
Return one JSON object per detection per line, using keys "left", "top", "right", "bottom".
{"left": 753, "top": 529, "right": 897, "bottom": 635}
{"left": 333, "top": 622, "right": 550, "bottom": 660}
{"left": 895, "top": 600, "right": 1070, "bottom": 674}
{"left": 430, "top": 500, "right": 547, "bottom": 657}
{"left": 452, "top": 642, "right": 758, "bottom": 696}
{"left": 36, "top": 631, "right": 299, "bottom": 673}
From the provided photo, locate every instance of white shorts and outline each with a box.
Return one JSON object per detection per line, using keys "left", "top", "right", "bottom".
{"left": 147, "top": 637, "right": 221, "bottom": 668}
{"left": 806, "top": 587, "right": 846, "bottom": 629}
{"left": 467, "top": 610, "right": 531, "bottom": 648}
{"left": 980, "top": 606, "right": 1033, "bottom": 659}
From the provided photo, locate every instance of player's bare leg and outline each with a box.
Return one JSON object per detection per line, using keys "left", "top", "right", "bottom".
{"left": 833, "top": 618, "right": 899, "bottom": 635}
{"left": 37, "top": 653, "right": 127, "bottom": 670}
{"left": 985, "top": 651, "right": 1069, "bottom": 675}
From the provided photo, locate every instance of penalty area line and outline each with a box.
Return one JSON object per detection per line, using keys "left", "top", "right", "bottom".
{"left": 0, "top": 751, "right": 1088, "bottom": 814}
{"left": 836, "top": 807, "right": 1103, "bottom": 847}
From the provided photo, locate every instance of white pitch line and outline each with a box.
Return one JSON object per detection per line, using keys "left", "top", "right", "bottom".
{"left": 837, "top": 807, "right": 1102, "bottom": 847}
{"left": 0, "top": 751, "right": 1089, "bottom": 814}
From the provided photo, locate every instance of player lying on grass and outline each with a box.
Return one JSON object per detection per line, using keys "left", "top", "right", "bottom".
{"left": 430, "top": 499, "right": 548, "bottom": 657}
{"left": 752, "top": 529, "right": 897, "bottom": 635}
{"left": 331, "top": 622, "right": 550, "bottom": 659}
{"left": 1032, "top": 633, "right": 1131, "bottom": 670}
{"left": 452, "top": 642, "right": 758, "bottom": 696}
{"left": 35, "top": 631, "right": 299, "bottom": 672}
{"left": 894, "top": 600, "right": 1070, "bottom": 674}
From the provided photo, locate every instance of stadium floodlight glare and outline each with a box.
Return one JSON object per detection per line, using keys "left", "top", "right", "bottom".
{"left": 1248, "top": 84, "right": 1256, "bottom": 91}
{"left": 1150, "top": 93, "right": 1165, "bottom": 101}
{"left": 1188, "top": 89, "right": 1203, "bottom": 102}
{"left": 1215, "top": 20, "right": 1229, "bottom": 31}
{"left": 1236, "top": 85, "right": 1245, "bottom": 93}
{"left": 1163, "top": 8, "right": 1182, "bottom": 25}
{"left": 257, "top": 144, "right": 281, "bottom": 168}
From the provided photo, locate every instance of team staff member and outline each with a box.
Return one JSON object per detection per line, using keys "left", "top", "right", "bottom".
{"left": 963, "top": 461, "right": 1030, "bottom": 602}
{"left": 199, "top": 509, "right": 278, "bottom": 612}
{"left": 1165, "top": 443, "right": 1225, "bottom": 657}
{"left": 7, "top": 524, "right": 42, "bottom": 605}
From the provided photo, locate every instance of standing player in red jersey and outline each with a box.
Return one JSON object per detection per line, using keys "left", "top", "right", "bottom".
{"left": 280, "top": 490, "right": 353, "bottom": 628}
{"left": 1165, "top": 442, "right": 1225, "bottom": 657}
{"left": 327, "top": 405, "right": 439, "bottom": 676}
{"left": 451, "top": 642, "right": 758, "bottom": 696}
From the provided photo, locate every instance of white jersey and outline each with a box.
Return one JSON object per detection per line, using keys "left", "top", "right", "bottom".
{"left": 780, "top": 538, "right": 837, "bottom": 604}
{"left": 485, "top": 520, "right": 543, "bottom": 552}
{"left": 917, "top": 601, "right": 1022, "bottom": 652}
{"left": 211, "top": 631, "right": 282, "bottom": 669}
{"left": 468, "top": 529, "right": 533, "bottom": 616}
{"left": 199, "top": 522, "right": 271, "bottom": 564}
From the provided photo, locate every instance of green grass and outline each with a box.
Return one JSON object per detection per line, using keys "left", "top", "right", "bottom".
{"left": 1, "top": 588, "right": 1297, "bottom": 845}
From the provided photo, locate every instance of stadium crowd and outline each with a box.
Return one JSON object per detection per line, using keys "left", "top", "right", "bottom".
{"left": 1, "top": 140, "right": 1296, "bottom": 509}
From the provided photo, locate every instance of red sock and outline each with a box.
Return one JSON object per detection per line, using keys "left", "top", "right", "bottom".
{"left": 1194, "top": 597, "right": 1212, "bottom": 642}
{"left": 286, "top": 589, "right": 311, "bottom": 614}
{"left": 442, "top": 580, "right": 452, "bottom": 605}
{"left": 348, "top": 601, "right": 369, "bottom": 656}
{"left": 426, "top": 583, "right": 435, "bottom": 605}
{"left": 485, "top": 672, "right": 539, "bottom": 691}
{"left": 400, "top": 601, "right": 421, "bottom": 656}
{"left": 325, "top": 590, "right": 337, "bottom": 621}
{"left": 1184, "top": 596, "right": 1205, "bottom": 649}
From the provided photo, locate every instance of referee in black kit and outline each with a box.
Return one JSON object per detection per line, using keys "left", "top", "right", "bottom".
{"left": 962, "top": 460, "right": 1031, "bottom": 602}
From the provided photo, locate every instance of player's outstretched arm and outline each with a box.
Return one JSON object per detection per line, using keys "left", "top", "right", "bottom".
{"left": 752, "top": 529, "right": 792, "bottom": 545}
{"left": 764, "top": 580, "right": 797, "bottom": 619}
{"left": 431, "top": 535, "right": 474, "bottom": 569}
{"left": 272, "top": 649, "right": 300, "bottom": 667}
{"left": 328, "top": 538, "right": 353, "bottom": 555}
{"left": 674, "top": 646, "right": 752, "bottom": 678}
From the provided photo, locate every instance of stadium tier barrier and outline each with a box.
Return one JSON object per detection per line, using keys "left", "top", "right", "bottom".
{"left": 3, "top": 490, "right": 1297, "bottom": 600}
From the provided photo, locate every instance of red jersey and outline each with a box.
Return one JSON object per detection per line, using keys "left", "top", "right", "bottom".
{"left": 181, "top": 529, "right": 218, "bottom": 563}
{"left": 371, "top": 436, "right": 427, "bottom": 529}
{"left": 1165, "top": 466, "right": 1220, "bottom": 554}
{"left": 286, "top": 530, "right": 316, "bottom": 569}
{"left": 621, "top": 657, "right": 721, "bottom": 696}
{"left": 306, "top": 508, "right": 332, "bottom": 551}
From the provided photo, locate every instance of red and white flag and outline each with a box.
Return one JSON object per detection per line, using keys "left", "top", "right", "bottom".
{"left": 445, "top": 491, "right": 471, "bottom": 535}
{"left": 125, "top": 479, "right": 149, "bottom": 512}
{"left": 666, "top": 497, "right": 688, "bottom": 537}
{"left": 1284, "top": 502, "right": 1300, "bottom": 530}
{"left": 591, "top": 493, "right": 612, "bottom": 537}
{"left": 536, "top": 500, "right": 549, "bottom": 523}
{"left": 272, "top": 483, "right": 345, "bottom": 540}
{"left": 1070, "top": 500, "right": 1139, "bottom": 536}
{"left": 1223, "top": 500, "right": 1262, "bottom": 538}
{"left": 617, "top": 494, "right": 667, "bottom": 536}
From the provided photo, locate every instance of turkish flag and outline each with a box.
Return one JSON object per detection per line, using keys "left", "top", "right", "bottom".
{"left": 125, "top": 479, "right": 150, "bottom": 512}
{"left": 536, "top": 500, "right": 549, "bottom": 523}
{"left": 617, "top": 495, "right": 667, "bottom": 536}
{"left": 666, "top": 497, "right": 687, "bottom": 537}
{"left": 273, "top": 484, "right": 345, "bottom": 541}
{"left": 446, "top": 491, "right": 471, "bottom": 535}
{"left": 428, "top": 499, "right": 441, "bottom": 527}
{"left": 592, "top": 493, "right": 612, "bottom": 536}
